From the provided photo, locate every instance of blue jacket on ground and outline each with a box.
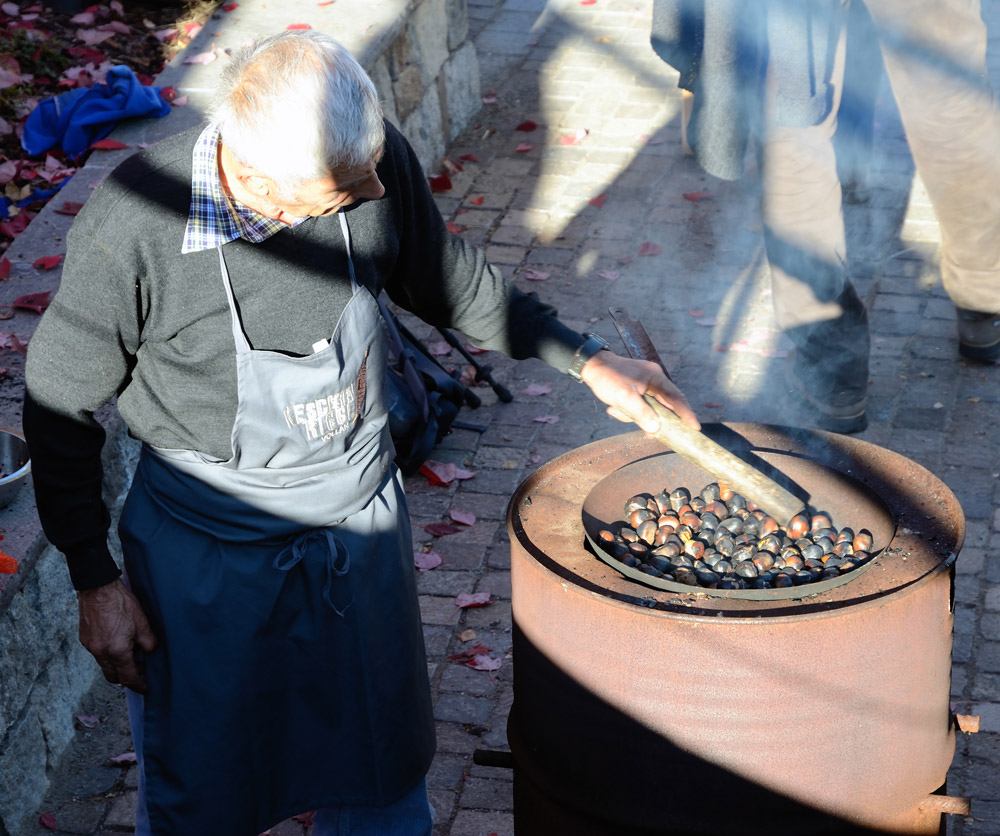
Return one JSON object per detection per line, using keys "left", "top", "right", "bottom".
{"left": 21, "top": 65, "right": 170, "bottom": 159}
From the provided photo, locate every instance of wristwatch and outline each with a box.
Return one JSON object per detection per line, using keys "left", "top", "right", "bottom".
{"left": 567, "top": 333, "right": 610, "bottom": 382}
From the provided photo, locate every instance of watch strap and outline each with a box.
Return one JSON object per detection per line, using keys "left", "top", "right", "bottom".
{"left": 567, "top": 333, "right": 609, "bottom": 381}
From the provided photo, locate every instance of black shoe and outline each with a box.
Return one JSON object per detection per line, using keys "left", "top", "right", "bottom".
{"left": 957, "top": 308, "right": 1000, "bottom": 361}
{"left": 784, "top": 354, "right": 868, "bottom": 434}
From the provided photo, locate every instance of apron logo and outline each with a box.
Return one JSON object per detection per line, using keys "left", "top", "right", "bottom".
{"left": 283, "top": 383, "right": 357, "bottom": 443}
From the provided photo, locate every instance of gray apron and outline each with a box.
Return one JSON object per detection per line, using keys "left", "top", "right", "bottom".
{"left": 118, "top": 214, "right": 435, "bottom": 836}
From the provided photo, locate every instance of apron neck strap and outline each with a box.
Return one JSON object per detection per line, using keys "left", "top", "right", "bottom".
{"left": 215, "top": 214, "right": 358, "bottom": 356}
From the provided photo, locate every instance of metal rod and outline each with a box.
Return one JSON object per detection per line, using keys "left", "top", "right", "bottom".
{"left": 919, "top": 795, "right": 971, "bottom": 815}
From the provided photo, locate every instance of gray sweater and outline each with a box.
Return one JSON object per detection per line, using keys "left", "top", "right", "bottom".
{"left": 24, "top": 122, "right": 584, "bottom": 588}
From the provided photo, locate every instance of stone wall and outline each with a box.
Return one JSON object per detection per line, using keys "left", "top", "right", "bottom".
{"left": 0, "top": 1, "right": 481, "bottom": 833}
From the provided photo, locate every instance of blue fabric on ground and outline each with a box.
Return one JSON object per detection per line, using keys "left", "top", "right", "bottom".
{"left": 21, "top": 65, "right": 170, "bottom": 159}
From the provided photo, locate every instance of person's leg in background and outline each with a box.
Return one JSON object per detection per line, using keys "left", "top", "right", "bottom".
{"left": 760, "top": 12, "right": 872, "bottom": 432}
{"left": 865, "top": 0, "right": 1000, "bottom": 359}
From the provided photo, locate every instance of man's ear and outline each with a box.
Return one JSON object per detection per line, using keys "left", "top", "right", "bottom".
{"left": 241, "top": 172, "right": 273, "bottom": 198}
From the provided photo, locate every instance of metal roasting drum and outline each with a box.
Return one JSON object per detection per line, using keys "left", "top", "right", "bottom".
{"left": 505, "top": 424, "right": 970, "bottom": 836}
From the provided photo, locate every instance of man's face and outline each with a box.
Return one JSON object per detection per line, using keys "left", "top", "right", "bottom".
{"left": 263, "top": 158, "right": 385, "bottom": 223}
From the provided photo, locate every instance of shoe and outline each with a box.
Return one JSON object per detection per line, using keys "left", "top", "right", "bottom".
{"left": 784, "top": 353, "right": 868, "bottom": 434}
{"left": 957, "top": 308, "right": 1000, "bottom": 361}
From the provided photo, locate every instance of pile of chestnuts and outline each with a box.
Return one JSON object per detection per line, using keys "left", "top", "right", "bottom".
{"left": 597, "top": 482, "right": 875, "bottom": 590}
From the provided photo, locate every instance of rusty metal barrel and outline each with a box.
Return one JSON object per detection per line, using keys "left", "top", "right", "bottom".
{"left": 507, "top": 424, "right": 964, "bottom": 836}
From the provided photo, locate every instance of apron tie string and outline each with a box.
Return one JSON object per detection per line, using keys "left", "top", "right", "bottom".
{"left": 274, "top": 529, "right": 352, "bottom": 616}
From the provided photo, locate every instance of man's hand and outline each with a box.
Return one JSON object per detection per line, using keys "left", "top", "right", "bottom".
{"left": 579, "top": 350, "right": 701, "bottom": 434}
{"left": 77, "top": 579, "right": 158, "bottom": 694}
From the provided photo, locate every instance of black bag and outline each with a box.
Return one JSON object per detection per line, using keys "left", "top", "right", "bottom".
{"left": 379, "top": 299, "right": 466, "bottom": 475}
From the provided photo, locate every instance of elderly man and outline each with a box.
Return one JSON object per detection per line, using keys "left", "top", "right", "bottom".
{"left": 23, "top": 31, "right": 697, "bottom": 836}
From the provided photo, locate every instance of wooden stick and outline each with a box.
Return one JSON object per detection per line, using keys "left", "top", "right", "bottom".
{"left": 644, "top": 396, "right": 806, "bottom": 525}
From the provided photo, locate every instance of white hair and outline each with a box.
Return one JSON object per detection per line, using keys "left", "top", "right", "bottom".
{"left": 209, "top": 31, "right": 385, "bottom": 187}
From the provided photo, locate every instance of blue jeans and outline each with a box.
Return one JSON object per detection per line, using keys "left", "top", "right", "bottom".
{"left": 127, "top": 690, "right": 433, "bottom": 836}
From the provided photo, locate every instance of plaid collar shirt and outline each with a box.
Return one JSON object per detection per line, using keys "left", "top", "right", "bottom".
{"left": 181, "top": 123, "right": 305, "bottom": 254}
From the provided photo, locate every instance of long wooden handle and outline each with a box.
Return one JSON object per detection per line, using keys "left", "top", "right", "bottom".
{"left": 644, "top": 396, "right": 805, "bottom": 525}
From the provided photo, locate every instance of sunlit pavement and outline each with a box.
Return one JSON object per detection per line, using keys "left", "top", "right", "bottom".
{"left": 19, "top": 1, "right": 999, "bottom": 834}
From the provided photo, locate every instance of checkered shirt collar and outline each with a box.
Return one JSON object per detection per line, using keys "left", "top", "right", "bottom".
{"left": 182, "top": 123, "right": 305, "bottom": 254}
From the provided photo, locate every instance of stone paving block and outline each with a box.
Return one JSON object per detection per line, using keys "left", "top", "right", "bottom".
{"left": 977, "top": 641, "right": 1000, "bottom": 674}
{"left": 424, "top": 624, "right": 457, "bottom": 658}
{"left": 421, "top": 596, "right": 464, "bottom": 627}
{"left": 418, "top": 569, "right": 479, "bottom": 597}
{"left": 436, "top": 721, "right": 486, "bottom": 755}
{"left": 458, "top": 776, "right": 515, "bottom": 810}
{"left": 953, "top": 665, "right": 968, "bottom": 697}
{"left": 448, "top": 809, "right": 514, "bottom": 836}
{"left": 103, "top": 790, "right": 137, "bottom": 828}
{"left": 441, "top": 662, "right": 500, "bottom": 696}
{"left": 478, "top": 571, "right": 511, "bottom": 600}
{"left": 434, "top": 693, "right": 496, "bottom": 725}
{"left": 427, "top": 753, "right": 470, "bottom": 790}
{"left": 981, "top": 613, "right": 1000, "bottom": 643}
{"left": 956, "top": 548, "right": 985, "bottom": 576}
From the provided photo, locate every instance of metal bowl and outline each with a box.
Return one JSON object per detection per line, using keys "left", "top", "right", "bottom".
{"left": 0, "top": 427, "right": 30, "bottom": 508}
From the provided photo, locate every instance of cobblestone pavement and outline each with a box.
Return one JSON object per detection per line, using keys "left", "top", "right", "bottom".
{"left": 19, "top": 0, "right": 1000, "bottom": 834}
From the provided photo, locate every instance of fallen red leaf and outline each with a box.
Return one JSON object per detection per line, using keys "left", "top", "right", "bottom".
{"left": 182, "top": 20, "right": 202, "bottom": 37}
{"left": 413, "top": 551, "right": 443, "bottom": 571}
{"left": 0, "top": 213, "right": 30, "bottom": 239}
{"left": 533, "top": 415, "right": 560, "bottom": 424}
{"left": 286, "top": 23, "right": 312, "bottom": 30}
{"left": 424, "top": 522, "right": 460, "bottom": 537}
{"left": 522, "top": 268, "right": 550, "bottom": 281}
{"left": 183, "top": 47, "right": 217, "bottom": 66}
{"left": 521, "top": 382, "right": 552, "bottom": 396}
{"left": 468, "top": 195, "right": 484, "bottom": 206}
{"left": 428, "top": 341, "right": 452, "bottom": 356}
{"left": 38, "top": 813, "right": 56, "bottom": 831}
{"left": 448, "top": 643, "right": 493, "bottom": 661}
{"left": 683, "top": 191, "right": 711, "bottom": 202}
{"left": 0, "top": 551, "right": 18, "bottom": 574}
{"left": 455, "top": 592, "right": 491, "bottom": 608}
{"left": 10, "top": 335, "right": 27, "bottom": 356}
{"left": 318, "top": 0, "right": 335, "bottom": 4}
{"left": 459, "top": 154, "right": 480, "bottom": 163}
{"left": 515, "top": 120, "right": 537, "bottom": 132}
{"left": 559, "top": 129, "right": 588, "bottom": 145}
{"left": 420, "top": 460, "right": 456, "bottom": 486}
{"left": 688, "top": 308, "right": 704, "bottom": 317}
{"left": 638, "top": 242, "right": 661, "bottom": 257}
{"left": 465, "top": 344, "right": 486, "bottom": 355}
{"left": 90, "top": 139, "right": 130, "bottom": 150}
{"left": 468, "top": 654, "right": 502, "bottom": 671}
{"left": 0, "top": 258, "right": 9, "bottom": 280}
{"left": 159, "top": 85, "right": 177, "bottom": 102}
{"left": 618, "top": 256, "right": 634, "bottom": 264}
{"left": 589, "top": 192, "right": 606, "bottom": 208}
{"left": 449, "top": 509, "right": 476, "bottom": 526}
{"left": 107, "top": 751, "right": 137, "bottom": 765}
{"left": 597, "top": 270, "right": 619, "bottom": 281}
{"left": 445, "top": 222, "right": 467, "bottom": 234}
{"left": 13, "top": 291, "right": 52, "bottom": 313}
{"left": 66, "top": 45, "right": 104, "bottom": 62}
{"left": 221, "top": 2, "right": 238, "bottom": 9}
{"left": 515, "top": 142, "right": 533, "bottom": 153}
{"left": 581, "top": 0, "right": 597, "bottom": 4}
{"left": 482, "top": 91, "right": 498, "bottom": 105}
{"left": 428, "top": 173, "right": 452, "bottom": 193}
{"left": 32, "top": 255, "right": 63, "bottom": 270}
